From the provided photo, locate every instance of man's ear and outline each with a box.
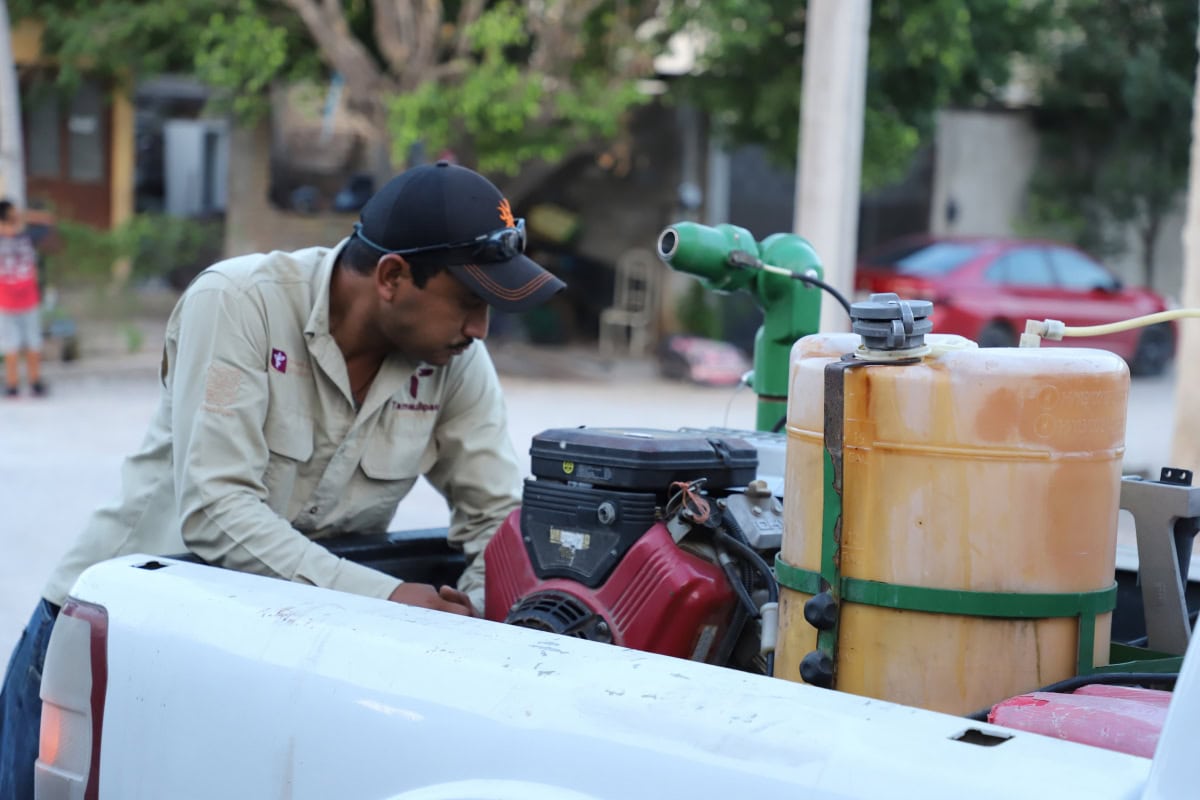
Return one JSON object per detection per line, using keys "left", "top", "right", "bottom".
{"left": 375, "top": 254, "right": 413, "bottom": 301}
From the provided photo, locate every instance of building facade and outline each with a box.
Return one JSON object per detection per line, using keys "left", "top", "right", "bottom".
{"left": 11, "top": 18, "right": 134, "bottom": 230}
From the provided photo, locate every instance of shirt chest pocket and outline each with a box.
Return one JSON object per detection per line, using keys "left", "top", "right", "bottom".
{"left": 262, "top": 411, "right": 314, "bottom": 517}
{"left": 350, "top": 420, "right": 439, "bottom": 532}
{"left": 359, "top": 423, "right": 438, "bottom": 481}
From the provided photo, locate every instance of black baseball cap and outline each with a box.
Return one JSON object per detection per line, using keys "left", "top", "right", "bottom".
{"left": 355, "top": 161, "right": 566, "bottom": 312}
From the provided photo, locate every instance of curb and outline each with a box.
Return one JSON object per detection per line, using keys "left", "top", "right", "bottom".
{"left": 37, "top": 336, "right": 657, "bottom": 386}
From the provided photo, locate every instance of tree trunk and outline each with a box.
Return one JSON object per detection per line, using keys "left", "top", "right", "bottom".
{"left": 1141, "top": 215, "right": 1159, "bottom": 291}
{"left": 1170, "top": 28, "right": 1200, "bottom": 475}
{"left": 223, "top": 118, "right": 274, "bottom": 258}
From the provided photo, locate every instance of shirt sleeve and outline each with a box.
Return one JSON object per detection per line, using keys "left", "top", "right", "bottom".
{"left": 423, "top": 343, "right": 523, "bottom": 607}
{"left": 168, "top": 276, "right": 401, "bottom": 600}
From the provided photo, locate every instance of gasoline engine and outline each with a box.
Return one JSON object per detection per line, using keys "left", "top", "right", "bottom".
{"left": 483, "top": 428, "right": 783, "bottom": 673}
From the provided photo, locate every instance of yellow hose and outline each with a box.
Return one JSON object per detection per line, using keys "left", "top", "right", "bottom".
{"left": 1021, "top": 308, "right": 1200, "bottom": 346}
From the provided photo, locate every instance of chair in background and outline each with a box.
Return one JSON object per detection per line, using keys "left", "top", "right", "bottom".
{"left": 599, "top": 248, "right": 659, "bottom": 357}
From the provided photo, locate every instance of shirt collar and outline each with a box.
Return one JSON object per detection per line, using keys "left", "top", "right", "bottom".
{"left": 302, "top": 239, "right": 431, "bottom": 414}
{"left": 304, "top": 239, "right": 346, "bottom": 340}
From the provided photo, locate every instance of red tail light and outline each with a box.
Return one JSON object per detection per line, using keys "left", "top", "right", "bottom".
{"left": 36, "top": 598, "right": 108, "bottom": 800}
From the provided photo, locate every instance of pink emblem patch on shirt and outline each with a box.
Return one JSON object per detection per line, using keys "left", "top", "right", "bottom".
{"left": 270, "top": 348, "right": 288, "bottom": 373}
{"left": 408, "top": 367, "right": 435, "bottom": 398}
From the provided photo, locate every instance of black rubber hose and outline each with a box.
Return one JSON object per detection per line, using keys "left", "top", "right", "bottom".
{"left": 962, "top": 671, "right": 1180, "bottom": 722}
{"left": 727, "top": 249, "right": 852, "bottom": 317}
{"left": 1034, "top": 671, "right": 1178, "bottom": 694}
{"left": 716, "top": 524, "right": 779, "bottom": 604}
{"left": 720, "top": 555, "right": 761, "bottom": 619}
{"left": 788, "top": 271, "right": 852, "bottom": 317}
{"left": 718, "top": 517, "right": 780, "bottom": 679}
{"left": 713, "top": 604, "right": 751, "bottom": 668}
{"left": 716, "top": 510, "right": 781, "bottom": 677}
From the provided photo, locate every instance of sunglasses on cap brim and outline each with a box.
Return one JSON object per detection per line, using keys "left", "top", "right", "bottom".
{"left": 352, "top": 219, "right": 527, "bottom": 265}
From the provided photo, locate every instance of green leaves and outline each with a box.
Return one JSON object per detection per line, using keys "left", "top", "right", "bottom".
{"left": 18, "top": 0, "right": 658, "bottom": 178}
{"left": 664, "top": 0, "right": 1042, "bottom": 190}
{"left": 1025, "top": 0, "right": 1197, "bottom": 280}
{"left": 11, "top": 0, "right": 240, "bottom": 89}
{"left": 45, "top": 213, "right": 224, "bottom": 284}
{"left": 389, "top": 1, "right": 652, "bottom": 174}
{"left": 194, "top": 2, "right": 291, "bottom": 120}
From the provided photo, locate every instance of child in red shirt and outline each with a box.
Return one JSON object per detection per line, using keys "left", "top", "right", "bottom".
{"left": 0, "top": 200, "right": 51, "bottom": 397}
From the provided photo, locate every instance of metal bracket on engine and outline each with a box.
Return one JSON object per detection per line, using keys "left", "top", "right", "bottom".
{"left": 1121, "top": 468, "right": 1200, "bottom": 655}
{"left": 721, "top": 484, "right": 785, "bottom": 551}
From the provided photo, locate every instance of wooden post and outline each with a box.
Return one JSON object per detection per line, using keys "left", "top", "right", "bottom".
{"left": 1171, "top": 21, "right": 1200, "bottom": 474}
{"left": 793, "top": 0, "right": 871, "bottom": 332}
{"left": 0, "top": 1, "right": 26, "bottom": 207}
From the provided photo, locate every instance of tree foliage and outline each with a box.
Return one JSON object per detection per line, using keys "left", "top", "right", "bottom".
{"left": 9, "top": 0, "right": 318, "bottom": 93}
{"left": 662, "top": 0, "right": 1048, "bottom": 190}
{"left": 12, "top": 0, "right": 658, "bottom": 176}
{"left": 382, "top": 2, "right": 653, "bottom": 173}
{"left": 1024, "top": 0, "right": 1198, "bottom": 284}
{"left": 17, "top": 0, "right": 1196, "bottom": 272}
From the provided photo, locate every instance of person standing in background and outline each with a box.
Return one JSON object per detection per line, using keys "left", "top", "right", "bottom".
{"left": 0, "top": 199, "right": 53, "bottom": 397}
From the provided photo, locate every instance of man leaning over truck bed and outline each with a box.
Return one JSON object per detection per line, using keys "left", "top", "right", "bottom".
{"left": 0, "top": 161, "right": 566, "bottom": 799}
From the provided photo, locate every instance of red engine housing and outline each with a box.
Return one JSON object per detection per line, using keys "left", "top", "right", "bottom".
{"left": 484, "top": 509, "right": 737, "bottom": 662}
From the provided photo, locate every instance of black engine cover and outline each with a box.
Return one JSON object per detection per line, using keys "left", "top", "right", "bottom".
{"left": 529, "top": 427, "right": 758, "bottom": 495}
{"left": 519, "top": 480, "right": 656, "bottom": 588}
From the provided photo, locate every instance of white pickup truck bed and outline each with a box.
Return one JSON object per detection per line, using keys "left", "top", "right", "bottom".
{"left": 39, "top": 554, "right": 1197, "bottom": 799}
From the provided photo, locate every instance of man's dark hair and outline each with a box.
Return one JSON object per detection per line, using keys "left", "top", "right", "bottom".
{"left": 341, "top": 235, "right": 447, "bottom": 289}
{"left": 0, "top": 200, "right": 13, "bottom": 222}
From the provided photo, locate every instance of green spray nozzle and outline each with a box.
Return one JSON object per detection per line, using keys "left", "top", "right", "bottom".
{"left": 656, "top": 222, "right": 760, "bottom": 292}
{"left": 655, "top": 220, "right": 826, "bottom": 432}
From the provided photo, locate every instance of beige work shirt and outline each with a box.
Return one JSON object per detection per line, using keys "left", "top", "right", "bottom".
{"left": 45, "top": 242, "right": 522, "bottom": 608}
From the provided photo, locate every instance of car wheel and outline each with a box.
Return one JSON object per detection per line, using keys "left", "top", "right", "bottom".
{"left": 976, "top": 322, "right": 1015, "bottom": 348}
{"left": 1130, "top": 323, "right": 1173, "bottom": 377}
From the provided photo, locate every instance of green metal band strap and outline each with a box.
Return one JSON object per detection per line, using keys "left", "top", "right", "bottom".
{"left": 1100, "top": 643, "right": 1184, "bottom": 675}
{"left": 775, "top": 556, "right": 1118, "bottom": 618}
{"left": 776, "top": 556, "right": 1116, "bottom": 674}
{"left": 775, "top": 555, "right": 823, "bottom": 594}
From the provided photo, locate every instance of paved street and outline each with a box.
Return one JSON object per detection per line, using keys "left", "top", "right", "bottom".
{"left": 0, "top": 345, "right": 765, "bottom": 657}
{"left": 0, "top": 342, "right": 1179, "bottom": 659}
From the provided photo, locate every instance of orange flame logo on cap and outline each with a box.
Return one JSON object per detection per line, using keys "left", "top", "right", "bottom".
{"left": 498, "top": 198, "right": 516, "bottom": 229}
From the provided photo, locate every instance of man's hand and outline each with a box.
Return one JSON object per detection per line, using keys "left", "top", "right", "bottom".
{"left": 388, "top": 582, "right": 479, "bottom": 617}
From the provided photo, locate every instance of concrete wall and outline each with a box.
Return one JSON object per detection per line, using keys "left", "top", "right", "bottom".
{"left": 224, "top": 120, "right": 357, "bottom": 257}
{"left": 931, "top": 108, "right": 1186, "bottom": 299}
{"left": 930, "top": 109, "right": 1039, "bottom": 238}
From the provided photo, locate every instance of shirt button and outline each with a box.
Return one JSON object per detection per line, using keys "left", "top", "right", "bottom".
{"left": 309, "top": 506, "right": 319, "bottom": 515}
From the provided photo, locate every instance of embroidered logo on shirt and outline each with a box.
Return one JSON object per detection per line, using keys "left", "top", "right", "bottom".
{"left": 391, "top": 400, "right": 440, "bottom": 412}
{"left": 408, "top": 367, "right": 434, "bottom": 398}
{"left": 394, "top": 367, "right": 439, "bottom": 412}
{"left": 270, "top": 349, "right": 288, "bottom": 373}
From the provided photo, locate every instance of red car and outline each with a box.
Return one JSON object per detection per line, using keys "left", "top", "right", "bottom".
{"left": 855, "top": 236, "right": 1175, "bottom": 375}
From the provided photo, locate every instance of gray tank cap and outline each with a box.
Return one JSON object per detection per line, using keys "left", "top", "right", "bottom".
{"left": 850, "top": 292, "right": 934, "bottom": 351}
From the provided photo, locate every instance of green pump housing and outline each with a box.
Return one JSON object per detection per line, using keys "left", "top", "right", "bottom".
{"left": 656, "top": 222, "right": 824, "bottom": 432}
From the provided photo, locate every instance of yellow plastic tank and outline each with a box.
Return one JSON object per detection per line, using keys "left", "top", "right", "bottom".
{"left": 776, "top": 330, "right": 1129, "bottom": 715}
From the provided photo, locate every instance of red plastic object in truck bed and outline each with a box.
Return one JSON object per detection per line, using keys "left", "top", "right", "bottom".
{"left": 989, "top": 684, "right": 1170, "bottom": 758}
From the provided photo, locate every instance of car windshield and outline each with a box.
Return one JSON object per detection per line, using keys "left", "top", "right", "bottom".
{"left": 865, "top": 242, "right": 985, "bottom": 276}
